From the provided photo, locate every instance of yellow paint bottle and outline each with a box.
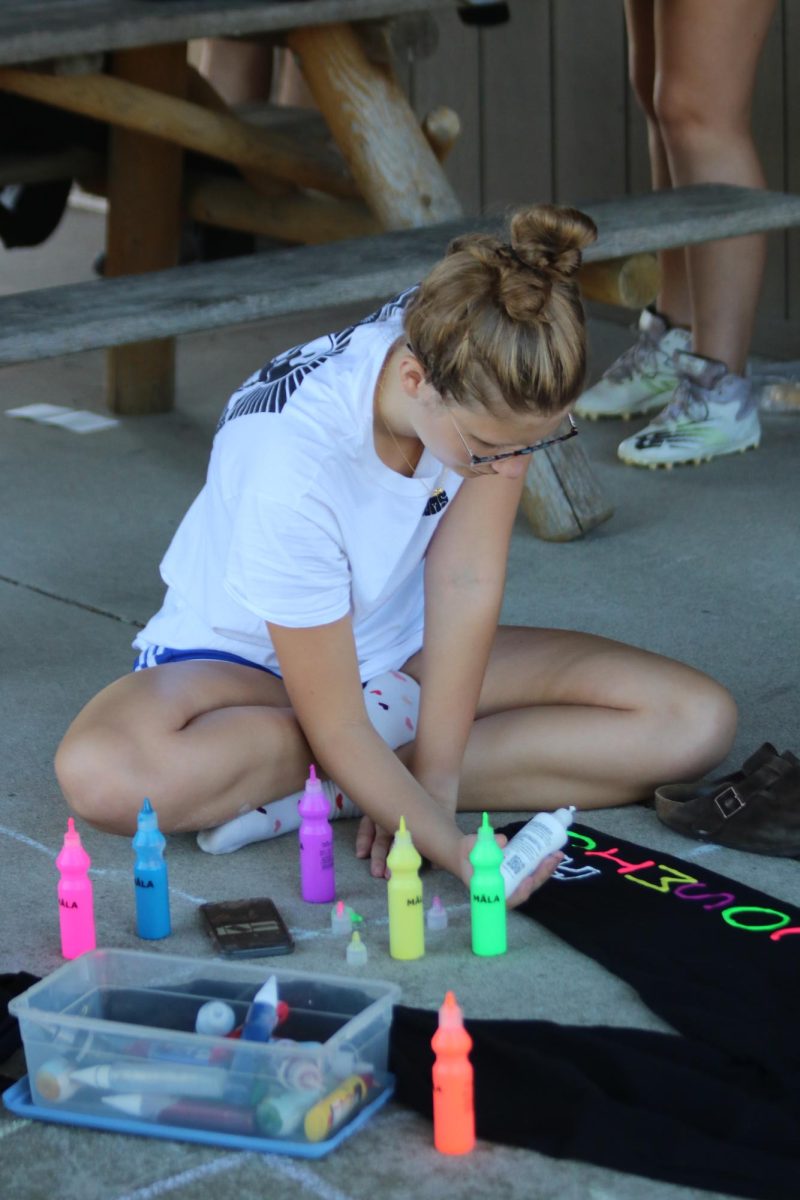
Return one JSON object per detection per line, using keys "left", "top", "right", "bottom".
{"left": 386, "top": 815, "right": 425, "bottom": 960}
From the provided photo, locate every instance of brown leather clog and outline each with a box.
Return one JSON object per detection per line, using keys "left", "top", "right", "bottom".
{"left": 654, "top": 750, "right": 800, "bottom": 856}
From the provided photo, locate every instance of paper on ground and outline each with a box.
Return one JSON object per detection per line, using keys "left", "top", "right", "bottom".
{"left": 6, "top": 403, "right": 119, "bottom": 432}
{"left": 6, "top": 403, "right": 71, "bottom": 420}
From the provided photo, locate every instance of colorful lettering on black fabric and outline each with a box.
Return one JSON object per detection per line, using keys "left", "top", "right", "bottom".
{"left": 566, "top": 830, "right": 799, "bottom": 945}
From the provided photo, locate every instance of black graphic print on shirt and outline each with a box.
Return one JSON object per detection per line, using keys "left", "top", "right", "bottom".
{"left": 216, "top": 286, "right": 417, "bottom": 431}
{"left": 422, "top": 487, "right": 449, "bottom": 517}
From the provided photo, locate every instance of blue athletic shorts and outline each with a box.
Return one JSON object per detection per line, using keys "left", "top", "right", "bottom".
{"left": 132, "top": 644, "right": 282, "bottom": 677}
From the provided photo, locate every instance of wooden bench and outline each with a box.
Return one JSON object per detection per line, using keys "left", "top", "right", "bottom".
{"left": 5, "top": 8, "right": 798, "bottom": 541}
{"left": 6, "top": 184, "right": 799, "bottom": 364}
{"left": 4, "top": 184, "right": 800, "bottom": 541}
{"left": 0, "top": 1, "right": 468, "bottom": 417}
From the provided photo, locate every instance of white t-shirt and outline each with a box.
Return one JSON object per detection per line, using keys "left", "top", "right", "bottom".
{"left": 134, "top": 291, "right": 464, "bottom": 681}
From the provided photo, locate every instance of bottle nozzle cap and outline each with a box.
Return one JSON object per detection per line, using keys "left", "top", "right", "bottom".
{"left": 253, "top": 975, "right": 278, "bottom": 1007}
{"left": 58, "top": 817, "right": 90, "bottom": 869}
{"left": 438, "top": 990, "right": 465, "bottom": 1030}
{"left": 303, "top": 763, "right": 324, "bottom": 795}
{"left": 63, "top": 817, "right": 83, "bottom": 846}
{"left": 137, "top": 797, "right": 159, "bottom": 828}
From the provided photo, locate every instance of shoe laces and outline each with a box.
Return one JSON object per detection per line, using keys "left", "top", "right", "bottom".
{"left": 602, "top": 326, "right": 664, "bottom": 383}
{"left": 659, "top": 375, "right": 709, "bottom": 425}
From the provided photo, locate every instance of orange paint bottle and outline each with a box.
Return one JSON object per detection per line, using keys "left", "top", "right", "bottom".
{"left": 431, "top": 990, "right": 475, "bottom": 1155}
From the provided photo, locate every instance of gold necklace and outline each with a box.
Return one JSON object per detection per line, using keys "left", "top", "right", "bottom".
{"left": 383, "top": 413, "right": 423, "bottom": 477}
{"left": 375, "top": 353, "right": 423, "bottom": 478}
{"left": 375, "top": 349, "right": 447, "bottom": 506}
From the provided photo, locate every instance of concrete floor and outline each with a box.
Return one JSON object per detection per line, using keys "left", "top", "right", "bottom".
{"left": 1, "top": 206, "right": 799, "bottom": 1200}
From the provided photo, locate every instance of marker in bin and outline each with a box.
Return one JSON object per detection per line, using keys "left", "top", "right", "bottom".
{"left": 228, "top": 974, "right": 281, "bottom": 1099}
{"left": 103, "top": 1092, "right": 256, "bottom": 1135}
{"left": 256, "top": 1088, "right": 321, "bottom": 1137}
{"left": 304, "top": 1073, "right": 373, "bottom": 1142}
{"left": 241, "top": 975, "right": 280, "bottom": 1042}
{"left": 70, "top": 1062, "right": 228, "bottom": 1098}
{"left": 195, "top": 1000, "right": 236, "bottom": 1037}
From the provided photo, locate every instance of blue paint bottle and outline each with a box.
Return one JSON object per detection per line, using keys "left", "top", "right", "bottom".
{"left": 132, "top": 798, "right": 171, "bottom": 939}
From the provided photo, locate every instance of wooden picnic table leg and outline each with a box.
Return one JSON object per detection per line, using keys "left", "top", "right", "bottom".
{"left": 105, "top": 44, "right": 188, "bottom": 415}
{"left": 286, "top": 22, "right": 462, "bottom": 228}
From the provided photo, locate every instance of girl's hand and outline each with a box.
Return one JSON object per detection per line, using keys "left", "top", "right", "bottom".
{"left": 506, "top": 850, "right": 564, "bottom": 907}
{"left": 355, "top": 814, "right": 394, "bottom": 879}
{"left": 458, "top": 832, "right": 564, "bottom": 909}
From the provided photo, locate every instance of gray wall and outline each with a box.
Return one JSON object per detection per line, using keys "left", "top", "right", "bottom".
{"left": 403, "top": 0, "right": 798, "bottom": 323}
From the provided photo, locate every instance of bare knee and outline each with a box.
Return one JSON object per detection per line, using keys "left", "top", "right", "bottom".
{"left": 653, "top": 81, "right": 749, "bottom": 157}
{"left": 55, "top": 724, "right": 148, "bottom": 836}
{"left": 661, "top": 677, "right": 737, "bottom": 781}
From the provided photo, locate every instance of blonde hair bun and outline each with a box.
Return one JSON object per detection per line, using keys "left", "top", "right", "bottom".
{"left": 509, "top": 204, "right": 597, "bottom": 283}
{"left": 496, "top": 204, "right": 597, "bottom": 323}
{"left": 404, "top": 202, "right": 597, "bottom": 414}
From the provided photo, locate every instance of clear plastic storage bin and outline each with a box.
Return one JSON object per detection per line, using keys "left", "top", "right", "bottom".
{"left": 8, "top": 949, "right": 400, "bottom": 1154}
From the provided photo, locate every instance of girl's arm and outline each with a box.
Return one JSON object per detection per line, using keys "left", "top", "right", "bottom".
{"left": 267, "top": 615, "right": 467, "bottom": 880}
{"left": 411, "top": 469, "right": 527, "bottom": 811}
{"left": 269, "top": 610, "right": 560, "bottom": 903}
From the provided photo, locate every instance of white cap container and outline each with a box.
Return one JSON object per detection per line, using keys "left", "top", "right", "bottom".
{"left": 500, "top": 807, "right": 575, "bottom": 898}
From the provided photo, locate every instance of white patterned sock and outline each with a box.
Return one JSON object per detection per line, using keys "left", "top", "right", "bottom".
{"left": 196, "top": 780, "right": 355, "bottom": 854}
{"left": 196, "top": 670, "right": 419, "bottom": 854}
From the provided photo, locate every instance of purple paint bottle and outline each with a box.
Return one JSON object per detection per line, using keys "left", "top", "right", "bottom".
{"left": 298, "top": 764, "right": 335, "bottom": 903}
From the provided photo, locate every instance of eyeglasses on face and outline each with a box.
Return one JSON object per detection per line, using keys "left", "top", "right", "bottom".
{"left": 449, "top": 410, "right": 579, "bottom": 466}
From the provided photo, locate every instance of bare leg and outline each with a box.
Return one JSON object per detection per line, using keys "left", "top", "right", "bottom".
{"left": 274, "top": 49, "right": 317, "bottom": 108}
{"left": 347, "top": 626, "right": 737, "bottom": 876}
{"left": 624, "top": 0, "right": 691, "bottom": 326}
{"left": 56, "top": 628, "right": 735, "bottom": 838}
{"left": 400, "top": 626, "right": 736, "bottom": 813}
{"left": 194, "top": 39, "right": 275, "bottom": 107}
{"left": 56, "top": 660, "right": 415, "bottom": 838}
{"left": 55, "top": 662, "right": 313, "bottom": 834}
{"left": 432, "top": 627, "right": 734, "bottom": 812}
{"left": 652, "top": 0, "right": 777, "bottom": 372}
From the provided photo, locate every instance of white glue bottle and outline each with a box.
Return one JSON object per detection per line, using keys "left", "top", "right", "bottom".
{"left": 500, "top": 806, "right": 575, "bottom": 899}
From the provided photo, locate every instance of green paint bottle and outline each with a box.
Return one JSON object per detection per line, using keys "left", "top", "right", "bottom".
{"left": 468, "top": 812, "right": 506, "bottom": 957}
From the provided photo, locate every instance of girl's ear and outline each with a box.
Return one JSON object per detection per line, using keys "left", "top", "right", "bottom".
{"left": 397, "top": 349, "right": 428, "bottom": 399}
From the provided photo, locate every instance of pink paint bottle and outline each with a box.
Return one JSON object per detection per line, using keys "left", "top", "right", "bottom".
{"left": 298, "top": 764, "right": 335, "bottom": 903}
{"left": 56, "top": 817, "right": 96, "bottom": 959}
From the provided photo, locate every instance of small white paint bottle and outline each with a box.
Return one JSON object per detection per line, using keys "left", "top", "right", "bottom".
{"left": 500, "top": 806, "right": 576, "bottom": 899}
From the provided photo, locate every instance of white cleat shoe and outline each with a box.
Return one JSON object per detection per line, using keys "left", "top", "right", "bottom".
{"left": 617, "top": 351, "right": 761, "bottom": 469}
{"left": 576, "top": 308, "right": 690, "bottom": 420}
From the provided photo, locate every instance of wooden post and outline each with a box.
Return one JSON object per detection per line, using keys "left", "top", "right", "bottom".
{"left": 185, "top": 174, "right": 378, "bottom": 242}
{"left": 520, "top": 439, "right": 614, "bottom": 542}
{"left": 421, "top": 107, "right": 461, "bottom": 164}
{"left": 186, "top": 67, "right": 295, "bottom": 199}
{"left": 287, "top": 22, "right": 462, "bottom": 228}
{"left": 105, "top": 45, "right": 188, "bottom": 415}
{"left": 0, "top": 66, "right": 357, "bottom": 199}
{"left": 579, "top": 253, "right": 660, "bottom": 309}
